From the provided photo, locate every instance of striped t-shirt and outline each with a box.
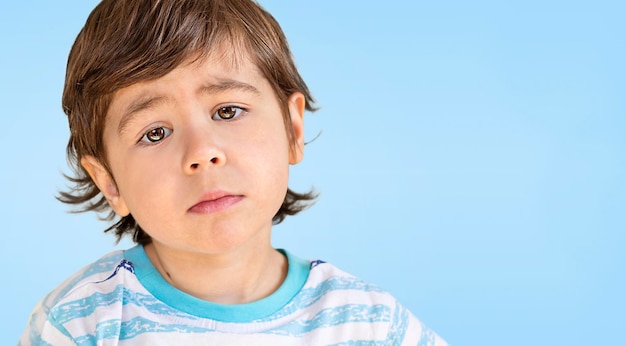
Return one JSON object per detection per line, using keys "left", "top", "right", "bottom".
{"left": 20, "top": 246, "right": 447, "bottom": 345}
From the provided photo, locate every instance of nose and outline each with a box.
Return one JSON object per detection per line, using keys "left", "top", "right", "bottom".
{"left": 181, "top": 126, "right": 226, "bottom": 175}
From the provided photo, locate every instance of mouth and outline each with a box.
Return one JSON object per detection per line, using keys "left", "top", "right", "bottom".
{"left": 188, "top": 192, "right": 244, "bottom": 214}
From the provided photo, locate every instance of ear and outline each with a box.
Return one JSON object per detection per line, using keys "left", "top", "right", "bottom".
{"left": 81, "top": 156, "right": 130, "bottom": 217}
{"left": 287, "top": 92, "right": 306, "bottom": 164}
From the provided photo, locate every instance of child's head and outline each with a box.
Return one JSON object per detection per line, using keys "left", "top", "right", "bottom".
{"left": 60, "top": 0, "right": 316, "bottom": 245}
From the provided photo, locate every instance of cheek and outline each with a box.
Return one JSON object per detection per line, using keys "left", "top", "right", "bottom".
{"left": 114, "top": 156, "right": 174, "bottom": 213}
{"left": 256, "top": 138, "right": 291, "bottom": 199}
{"left": 245, "top": 129, "right": 291, "bottom": 173}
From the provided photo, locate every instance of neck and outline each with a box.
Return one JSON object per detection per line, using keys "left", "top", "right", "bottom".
{"left": 144, "top": 241, "right": 287, "bottom": 305}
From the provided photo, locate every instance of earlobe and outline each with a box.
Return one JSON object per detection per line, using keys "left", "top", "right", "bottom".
{"left": 287, "top": 92, "right": 306, "bottom": 164}
{"left": 80, "top": 156, "right": 130, "bottom": 217}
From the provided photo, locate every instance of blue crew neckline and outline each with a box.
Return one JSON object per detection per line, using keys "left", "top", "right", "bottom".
{"left": 124, "top": 245, "right": 310, "bottom": 322}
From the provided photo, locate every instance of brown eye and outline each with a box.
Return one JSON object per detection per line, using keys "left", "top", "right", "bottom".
{"left": 140, "top": 127, "right": 172, "bottom": 143}
{"left": 214, "top": 106, "right": 245, "bottom": 120}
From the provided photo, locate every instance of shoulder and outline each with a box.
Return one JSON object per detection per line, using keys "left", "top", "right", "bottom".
{"left": 20, "top": 249, "right": 136, "bottom": 345}
{"left": 40, "top": 250, "right": 131, "bottom": 307}
{"left": 304, "top": 259, "right": 395, "bottom": 304}
{"left": 302, "top": 260, "right": 449, "bottom": 346}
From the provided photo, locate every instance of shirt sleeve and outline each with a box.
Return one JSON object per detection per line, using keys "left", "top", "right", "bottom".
{"left": 385, "top": 300, "right": 449, "bottom": 346}
{"left": 19, "top": 302, "right": 76, "bottom": 346}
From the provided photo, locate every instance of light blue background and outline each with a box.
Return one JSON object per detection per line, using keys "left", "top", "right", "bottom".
{"left": 1, "top": 1, "right": 624, "bottom": 345}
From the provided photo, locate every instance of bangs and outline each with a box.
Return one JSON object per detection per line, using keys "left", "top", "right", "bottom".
{"left": 77, "top": 0, "right": 261, "bottom": 96}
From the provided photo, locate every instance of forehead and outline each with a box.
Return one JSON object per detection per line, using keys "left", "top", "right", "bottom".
{"left": 113, "top": 53, "right": 264, "bottom": 98}
{"left": 104, "top": 54, "right": 273, "bottom": 132}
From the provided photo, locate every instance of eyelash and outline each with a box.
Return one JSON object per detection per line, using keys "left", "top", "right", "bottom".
{"left": 138, "top": 126, "right": 172, "bottom": 144}
{"left": 137, "top": 105, "right": 248, "bottom": 144}
{"left": 213, "top": 105, "right": 247, "bottom": 121}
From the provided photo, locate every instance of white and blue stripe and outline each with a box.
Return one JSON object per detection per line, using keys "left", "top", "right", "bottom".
{"left": 20, "top": 246, "right": 447, "bottom": 345}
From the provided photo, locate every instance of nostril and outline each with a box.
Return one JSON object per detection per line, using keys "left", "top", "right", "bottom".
{"left": 210, "top": 157, "right": 218, "bottom": 164}
{"left": 190, "top": 163, "right": 199, "bottom": 169}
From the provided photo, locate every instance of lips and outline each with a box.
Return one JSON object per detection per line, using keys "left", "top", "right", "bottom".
{"left": 188, "top": 192, "right": 243, "bottom": 214}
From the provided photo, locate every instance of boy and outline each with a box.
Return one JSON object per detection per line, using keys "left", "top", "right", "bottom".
{"left": 20, "top": 0, "right": 447, "bottom": 344}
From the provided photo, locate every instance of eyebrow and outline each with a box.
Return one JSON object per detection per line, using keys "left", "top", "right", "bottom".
{"left": 200, "top": 79, "right": 261, "bottom": 96}
{"left": 117, "top": 95, "right": 167, "bottom": 135}
{"left": 116, "top": 79, "right": 261, "bottom": 136}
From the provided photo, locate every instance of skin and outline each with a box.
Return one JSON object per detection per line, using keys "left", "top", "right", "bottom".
{"left": 81, "top": 55, "right": 306, "bottom": 304}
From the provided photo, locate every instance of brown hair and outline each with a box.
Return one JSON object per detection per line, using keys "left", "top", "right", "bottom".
{"left": 59, "top": 0, "right": 317, "bottom": 244}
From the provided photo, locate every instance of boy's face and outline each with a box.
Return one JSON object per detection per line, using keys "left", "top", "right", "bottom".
{"left": 82, "top": 55, "right": 305, "bottom": 254}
